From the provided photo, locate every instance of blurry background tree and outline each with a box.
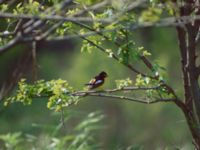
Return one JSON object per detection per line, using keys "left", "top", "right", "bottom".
{"left": 1, "top": 0, "right": 200, "bottom": 149}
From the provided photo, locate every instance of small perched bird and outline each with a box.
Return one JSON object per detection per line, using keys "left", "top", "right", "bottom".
{"left": 85, "top": 71, "right": 108, "bottom": 90}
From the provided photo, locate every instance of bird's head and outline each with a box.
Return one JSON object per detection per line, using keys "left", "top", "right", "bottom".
{"left": 99, "top": 71, "right": 108, "bottom": 78}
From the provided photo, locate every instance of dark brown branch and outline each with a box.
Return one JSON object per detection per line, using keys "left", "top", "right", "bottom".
{"left": 186, "top": 24, "right": 200, "bottom": 121}
{"left": 176, "top": 26, "right": 193, "bottom": 107}
{"left": 140, "top": 56, "right": 154, "bottom": 72}
{"left": 174, "top": 1, "right": 200, "bottom": 148}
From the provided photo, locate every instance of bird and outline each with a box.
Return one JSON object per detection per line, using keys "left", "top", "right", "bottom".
{"left": 85, "top": 71, "right": 108, "bottom": 90}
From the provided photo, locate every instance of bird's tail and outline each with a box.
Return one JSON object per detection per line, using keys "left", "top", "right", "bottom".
{"left": 85, "top": 83, "right": 93, "bottom": 85}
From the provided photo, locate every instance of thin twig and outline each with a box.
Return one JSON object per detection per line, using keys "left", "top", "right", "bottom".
{"left": 74, "top": 0, "right": 108, "bottom": 16}
{"left": 76, "top": 32, "right": 148, "bottom": 76}
{"left": 60, "top": 107, "right": 65, "bottom": 127}
{"left": 32, "top": 40, "right": 37, "bottom": 81}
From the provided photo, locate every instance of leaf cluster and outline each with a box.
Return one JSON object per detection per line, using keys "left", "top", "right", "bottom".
{"left": 0, "top": 111, "right": 104, "bottom": 150}
{"left": 5, "top": 79, "right": 79, "bottom": 112}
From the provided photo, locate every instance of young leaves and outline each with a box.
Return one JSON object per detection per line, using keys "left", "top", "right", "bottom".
{"left": 5, "top": 79, "right": 79, "bottom": 112}
{"left": 115, "top": 78, "right": 133, "bottom": 89}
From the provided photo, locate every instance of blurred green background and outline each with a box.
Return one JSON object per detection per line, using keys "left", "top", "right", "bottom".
{"left": 0, "top": 27, "right": 194, "bottom": 149}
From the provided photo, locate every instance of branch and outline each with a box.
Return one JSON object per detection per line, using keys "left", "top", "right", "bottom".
{"left": 0, "top": 0, "right": 109, "bottom": 53}
{"left": 3, "top": 10, "right": 200, "bottom": 29}
{"left": 84, "top": 93, "right": 176, "bottom": 104}
{"left": 71, "top": 24, "right": 180, "bottom": 103}
{"left": 77, "top": 33, "right": 148, "bottom": 77}
{"left": 36, "top": 22, "right": 63, "bottom": 41}
{"left": 71, "top": 22, "right": 150, "bottom": 77}
{"left": 40, "top": 0, "right": 144, "bottom": 42}
{"left": 3, "top": 11, "right": 200, "bottom": 54}
{"left": 73, "top": 21, "right": 158, "bottom": 78}
{"left": 0, "top": 12, "right": 112, "bottom": 24}
{"left": 70, "top": 87, "right": 176, "bottom": 104}
{"left": 72, "top": 86, "right": 160, "bottom": 96}
{"left": 72, "top": 22, "right": 180, "bottom": 103}
{"left": 22, "top": 0, "right": 73, "bottom": 30}
{"left": 36, "top": 0, "right": 109, "bottom": 41}
{"left": 46, "top": 28, "right": 117, "bottom": 41}
{"left": 74, "top": 0, "right": 109, "bottom": 16}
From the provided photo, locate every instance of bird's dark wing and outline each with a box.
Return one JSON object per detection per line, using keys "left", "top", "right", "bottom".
{"left": 85, "top": 78, "right": 96, "bottom": 85}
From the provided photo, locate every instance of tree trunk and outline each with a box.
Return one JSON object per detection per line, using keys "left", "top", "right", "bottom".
{"left": 175, "top": 2, "right": 200, "bottom": 148}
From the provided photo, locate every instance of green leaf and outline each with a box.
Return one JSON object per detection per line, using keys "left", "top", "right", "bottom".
{"left": 0, "top": 132, "right": 22, "bottom": 149}
{"left": 143, "top": 50, "right": 151, "bottom": 56}
{"left": 0, "top": 4, "right": 8, "bottom": 12}
{"left": 135, "top": 74, "right": 145, "bottom": 87}
{"left": 139, "top": 7, "right": 162, "bottom": 23}
{"left": 115, "top": 78, "right": 132, "bottom": 89}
